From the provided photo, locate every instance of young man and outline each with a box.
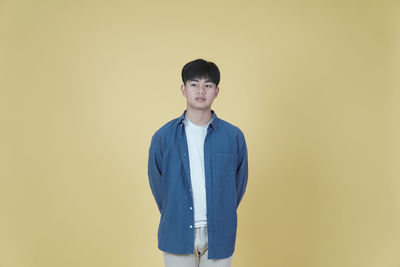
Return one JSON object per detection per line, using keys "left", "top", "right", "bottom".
{"left": 148, "top": 58, "right": 248, "bottom": 267}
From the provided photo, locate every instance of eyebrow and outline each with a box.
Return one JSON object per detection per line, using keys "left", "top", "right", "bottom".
{"left": 189, "top": 79, "right": 214, "bottom": 83}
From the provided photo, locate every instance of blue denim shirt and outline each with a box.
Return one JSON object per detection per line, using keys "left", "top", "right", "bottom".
{"left": 147, "top": 109, "right": 248, "bottom": 259}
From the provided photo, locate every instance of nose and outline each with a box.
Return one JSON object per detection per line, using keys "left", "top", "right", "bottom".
{"left": 197, "top": 84, "right": 205, "bottom": 94}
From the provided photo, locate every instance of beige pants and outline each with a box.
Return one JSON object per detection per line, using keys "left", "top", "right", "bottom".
{"left": 163, "top": 226, "right": 234, "bottom": 267}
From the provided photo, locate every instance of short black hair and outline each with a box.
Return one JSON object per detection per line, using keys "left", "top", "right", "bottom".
{"left": 181, "top": 58, "right": 220, "bottom": 86}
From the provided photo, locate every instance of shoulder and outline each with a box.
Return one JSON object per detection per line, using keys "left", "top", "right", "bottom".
{"left": 217, "top": 117, "right": 246, "bottom": 140}
{"left": 151, "top": 116, "right": 180, "bottom": 140}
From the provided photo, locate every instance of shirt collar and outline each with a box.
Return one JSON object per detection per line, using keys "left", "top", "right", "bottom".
{"left": 177, "top": 109, "right": 218, "bottom": 131}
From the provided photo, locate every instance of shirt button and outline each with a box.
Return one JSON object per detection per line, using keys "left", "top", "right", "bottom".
{"left": 190, "top": 225, "right": 193, "bottom": 228}
{"left": 189, "top": 207, "right": 193, "bottom": 210}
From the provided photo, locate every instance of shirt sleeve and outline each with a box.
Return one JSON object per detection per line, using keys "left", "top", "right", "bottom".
{"left": 148, "top": 131, "right": 163, "bottom": 213}
{"left": 235, "top": 129, "right": 248, "bottom": 209}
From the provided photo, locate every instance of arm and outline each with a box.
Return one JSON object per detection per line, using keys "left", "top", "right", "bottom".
{"left": 148, "top": 132, "right": 163, "bottom": 213}
{"left": 236, "top": 129, "right": 248, "bottom": 209}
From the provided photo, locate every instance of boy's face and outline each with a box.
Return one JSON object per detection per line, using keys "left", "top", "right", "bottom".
{"left": 181, "top": 76, "right": 219, "bottom": 111}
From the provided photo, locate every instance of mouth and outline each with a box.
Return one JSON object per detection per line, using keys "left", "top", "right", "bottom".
{"left": 196, "top": 97, "right": 206, "bottom": 102}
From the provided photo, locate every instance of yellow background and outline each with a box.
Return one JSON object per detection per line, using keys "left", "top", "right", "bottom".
{"left": 1, "top": 1, "right": 399, "bottom": 266}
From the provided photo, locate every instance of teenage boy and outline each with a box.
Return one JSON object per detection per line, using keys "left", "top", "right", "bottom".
{"left": 148, "top": 58, "right": 248, "bottom": 267}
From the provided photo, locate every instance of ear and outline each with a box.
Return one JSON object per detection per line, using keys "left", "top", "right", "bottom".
{"left": 215, "top": 86, "right": 220, "bottom": 98}
{"left": 181, "top": 84, "right": 186, "bottom": 96}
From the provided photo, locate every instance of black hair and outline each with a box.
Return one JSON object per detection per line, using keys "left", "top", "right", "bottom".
{"left": 181, "top": 58, "right": 220, "bottom": 86}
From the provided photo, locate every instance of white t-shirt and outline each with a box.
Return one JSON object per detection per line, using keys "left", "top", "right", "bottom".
{"left": 183, "top": 114, "right": 213, "bottom": 227}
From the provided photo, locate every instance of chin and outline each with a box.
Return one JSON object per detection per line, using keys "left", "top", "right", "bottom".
{"left": 190, "top": 104, "right": 210, "bottom": 110}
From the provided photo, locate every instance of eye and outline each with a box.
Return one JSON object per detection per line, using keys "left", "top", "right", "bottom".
{"left": 190, "top": 83, "right": 197, "bottom": 86}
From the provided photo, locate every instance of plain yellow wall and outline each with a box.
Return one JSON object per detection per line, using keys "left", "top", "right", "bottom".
{"left": 1, "top": 1, "right": 399, "bottom": 267}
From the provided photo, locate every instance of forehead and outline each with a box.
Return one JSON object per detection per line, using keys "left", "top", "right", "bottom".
{"left": 187, "top": 77, "right": 214, "bottom": 83}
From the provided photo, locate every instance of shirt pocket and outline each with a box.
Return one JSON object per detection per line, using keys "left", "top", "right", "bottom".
{"left": 215, "top": 152, "right": 236, "bottom": 178}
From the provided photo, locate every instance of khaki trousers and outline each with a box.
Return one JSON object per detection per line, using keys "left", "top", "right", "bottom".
{"left": 162, "top": 226, "right": 234, "bottom": 267}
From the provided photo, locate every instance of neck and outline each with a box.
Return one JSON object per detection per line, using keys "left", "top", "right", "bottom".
{"left": 185, "top": 106, "right": 212, "bottom": 126}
